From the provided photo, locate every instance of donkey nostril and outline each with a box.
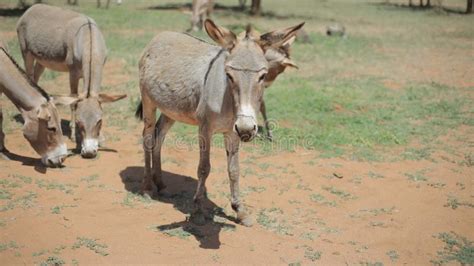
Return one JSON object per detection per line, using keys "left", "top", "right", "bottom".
{"left": 253, "top": 125, "right": 257, "bottom": 131}
{"left": 234, "top": 124, "right": 241, "bottom": 136}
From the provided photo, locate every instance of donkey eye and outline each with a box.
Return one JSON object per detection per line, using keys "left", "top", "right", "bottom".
{"left": 259, "top": 73, "right": 267, "bottom": 83}
{"left": 226, "top": 73, "right": 234, "bottom": 83}
{"left": 47, "top": 127, "right": 57, "bottom": 133}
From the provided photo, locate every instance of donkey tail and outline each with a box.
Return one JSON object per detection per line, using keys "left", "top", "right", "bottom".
{"left": 135, "top": 101, "right": 143, "bottom": 120}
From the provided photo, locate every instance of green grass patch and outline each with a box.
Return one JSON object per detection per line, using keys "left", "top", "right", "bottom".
{"left": 35, "top": 179, "right": 77, "bottom": 194}
{"left": 256, "top": 207, "right": 292, "bottom": 235}
{"left": 0, "top": 192, "right": 37, "bottom": 212}
{"left": 432, "top": 232, "right": 474, "bottom": 265}
{"left": 444, "top": 196, "right": 474, "bottom": 210}
{"left": 39, "top": 256, "right": 66, "bottom": 266}
{"left": 72, "top": 237, "right": 109, "bottom": 256}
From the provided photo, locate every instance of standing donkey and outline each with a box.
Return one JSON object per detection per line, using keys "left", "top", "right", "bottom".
{"left": 16, "top": 4, "right": 126, "bottom": 158}
{"left": 136, "top": 19, "right": 303, "bottom": 226}
{"left": 189, "top": 0, "right": 214, "bottom": 32}
{"left": 259, "top": 32, "right": 299, "bottom": 140}
{"left": 0, "top": 42, "right": 77, "bottom": 167}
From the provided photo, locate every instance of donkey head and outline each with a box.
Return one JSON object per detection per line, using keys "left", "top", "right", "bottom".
{"left": 204, "top": 20, "right": 304, "bottom": 142}
{"left": 22, "top": 99, "right": 70, "bottom": 167}
{"left": 239, "top": 26, "right": 302, "bottom": 88}
{"left": 263, "top": 35, "right": 299, "bottom": 88}
{"left": 73, "top": 93, "right": 126, "bottom": 158}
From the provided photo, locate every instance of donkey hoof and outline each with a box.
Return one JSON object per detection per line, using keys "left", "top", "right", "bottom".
{"left": 190, "top": 210, "right": 207, "bottom": 226}
{"left": 142, "top": 189, "right": 155, "bottom": 198}
{"left": 155, "top": 182, "right": 167, "bottom": 192}
{"left": 237, "top": 212, "right": 253, "bottom": 227}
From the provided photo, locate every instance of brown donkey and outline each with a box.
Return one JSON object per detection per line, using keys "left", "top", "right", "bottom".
{"left": 0, "top": 44, "right": 77, "bottom": 167}
{"left": 16, "top": 4, "right": 126, "bottom": 159}
{"left": 136, "top": 19, "right": 303, "bottom": 226}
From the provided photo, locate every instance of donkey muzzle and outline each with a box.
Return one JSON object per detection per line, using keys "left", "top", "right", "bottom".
{"left": 81, "top": 138, "right": 99, "bottom": 158}
{"left": 42, "top": 143, "right": 67, "bottom": 167}
{"left": 234, "top": 115, "right": 258, "bottom": 142}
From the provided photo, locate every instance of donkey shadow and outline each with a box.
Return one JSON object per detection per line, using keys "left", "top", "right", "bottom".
{"left": 119, "top": 166, "right": 237, "bottom": 249}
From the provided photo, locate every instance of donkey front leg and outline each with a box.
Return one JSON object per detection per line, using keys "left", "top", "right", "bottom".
{"left": 68, "top": 70, "right": 80, "bottom": 142}
{"left": 225, "top": 132, "right": 252, "bottom": 226}
{"left": 141, "top": 99, "right": 157, "bottom": 196}
{"left": 0, "top": 98, "right": 7, "bottom": 153}
{"left": 190, "top": 125, "right": 212, "bottom": 225}
{"left": 152, "top": 114, "right": 175, "bottom": 192}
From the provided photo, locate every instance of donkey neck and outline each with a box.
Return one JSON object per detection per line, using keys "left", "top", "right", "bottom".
{"left": 0, "top": 48, "right": 48, "bottom": 111}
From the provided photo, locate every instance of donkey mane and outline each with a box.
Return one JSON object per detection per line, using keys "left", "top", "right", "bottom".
{"left": 0, "top": 47, "right": 50, "bottom": 101}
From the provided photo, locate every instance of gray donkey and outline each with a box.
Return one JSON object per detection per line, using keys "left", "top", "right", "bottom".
{"left": 16, "top": 4, "right": 126, "bottom": 158}
{"left": 136, "top": 19, "right": 303, "bottom": 226}
{"left": 0, "top": 43, "right": 77, "bottom": 167}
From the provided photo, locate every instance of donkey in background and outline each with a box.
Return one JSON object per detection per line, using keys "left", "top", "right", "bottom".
{"left": 0, "top": 42, "right": 77, "bottom": 167}
{"left": 136, "top": 19, "right": 303, "bottom": 226}
{"left": 16, "top": 4, "right": 126, "bottom": 159}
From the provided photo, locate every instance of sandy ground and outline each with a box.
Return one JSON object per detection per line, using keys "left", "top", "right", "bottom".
{"left": 0, "top": 120, "right": 472, "bottom": 264}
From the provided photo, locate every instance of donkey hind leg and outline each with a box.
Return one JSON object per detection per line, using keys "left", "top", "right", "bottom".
{"left": 225, "top": 132, "right": 252, "bottom": 226}
{"left": 140, "top": 100, "right": 157, "bottom": 197}
{"left": 190, "top": 125, "right": 212, "bottom": 225}
{"left": 33, "top": 63, "right": 45, "bottom": 84}
{"left": 23, "top": 52, "right": 35, "bottom": 81}
{"left": 152, "top": 114, "right": 175, "bottom": 192}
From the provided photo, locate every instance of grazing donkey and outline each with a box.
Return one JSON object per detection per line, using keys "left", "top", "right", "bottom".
{"left": 136, "top": 19, "right": 303, "bottom": 226}
{"left": 16, "top": 4, "right": 126, "bottom": 158}
{"left": 0, "top": 43, "right": 77, "bottom": 167}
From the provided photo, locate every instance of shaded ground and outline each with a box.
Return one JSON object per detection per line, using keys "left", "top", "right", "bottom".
{"left": 0, "top": 0, "right": 473, "bottom": 264}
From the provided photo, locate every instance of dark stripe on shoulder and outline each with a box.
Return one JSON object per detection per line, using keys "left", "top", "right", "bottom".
{"left": 204, "top": 48, "right": 226, "bottom": 87}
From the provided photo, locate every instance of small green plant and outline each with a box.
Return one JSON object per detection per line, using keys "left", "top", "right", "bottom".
{"left": 386, "top": 250, "right": 399, "bottom": 262}
{"left": 80, "top": 174, "right": 99, "bottom": 183}
{"left": 431, "top": 232, "right": 474, "bottom": 265}
{"left": 153, "top": 226, "right": 192, "bottom": 240}
{"left": 304, "top": 247, "right": 322, "bottom": 261}
{"left": 322, "top": 186, "right": 356, "bottom": 200}
{"left": 40, "top": 256, "right": 65, "bottom": 266}
{"left": 0, "top": 241, "right": 19, "bottom": 252}
{"left": 121, "top": 192, "right": 153, "bottom": 208}
{"left": 51, "top": 205, "right": 77, "bottom": 214}
{"left": 405, "top": 171, "right": 428, "bottom": 182}
{"left": 256, "top": 208, "right": 292, "bottom": 235}
{"left": 444, "top": 196, "right": 474, "bottom": 210}
{"left": 0, "top": 189, "right": 12, "bottom": 200}
{"left": 367, "top": 171, "right": 384, "bottom": 179}
{"left": 0, "top": 192, "right": 37, "bottom": 212}
{"left": 310, "top": 193, "right": 337, "bottom": 207}
{"left": 72, "top": 237, "right": 109, "bottom": 256}
{"left": 11, "top": 174, "right": 32, "bottom": 184}
{"left": 35, "top": 179, "right": 77, "bottom": 194}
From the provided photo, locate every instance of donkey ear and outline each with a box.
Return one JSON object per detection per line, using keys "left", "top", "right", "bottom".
{"left": 204, "top": 19, "right": 237, "bottom": 49}
{"left": 259, "top": 22, "right": 305, "bottom": 50}
{"left": 98, "top": 93, "right": 127, "bottom": 103}
{"left": 282, "top": 58, "right": 298, "bottom": 69}
{"left": 51, "top": 95, "right": 80, "bottom": 106}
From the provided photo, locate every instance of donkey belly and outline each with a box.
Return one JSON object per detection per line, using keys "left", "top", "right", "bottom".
{"left": 35, "top": 58, "right": 69, "bottom": 72}
{"left": 149, "top": 82, "right": 201, "bottom": 126}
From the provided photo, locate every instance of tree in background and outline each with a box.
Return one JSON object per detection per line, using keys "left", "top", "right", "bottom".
{"left": 250, "top": 0, "right": 261, "bottom": 16}
{"left": 467, "top": 0, "right": 473, "bottom": 13}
